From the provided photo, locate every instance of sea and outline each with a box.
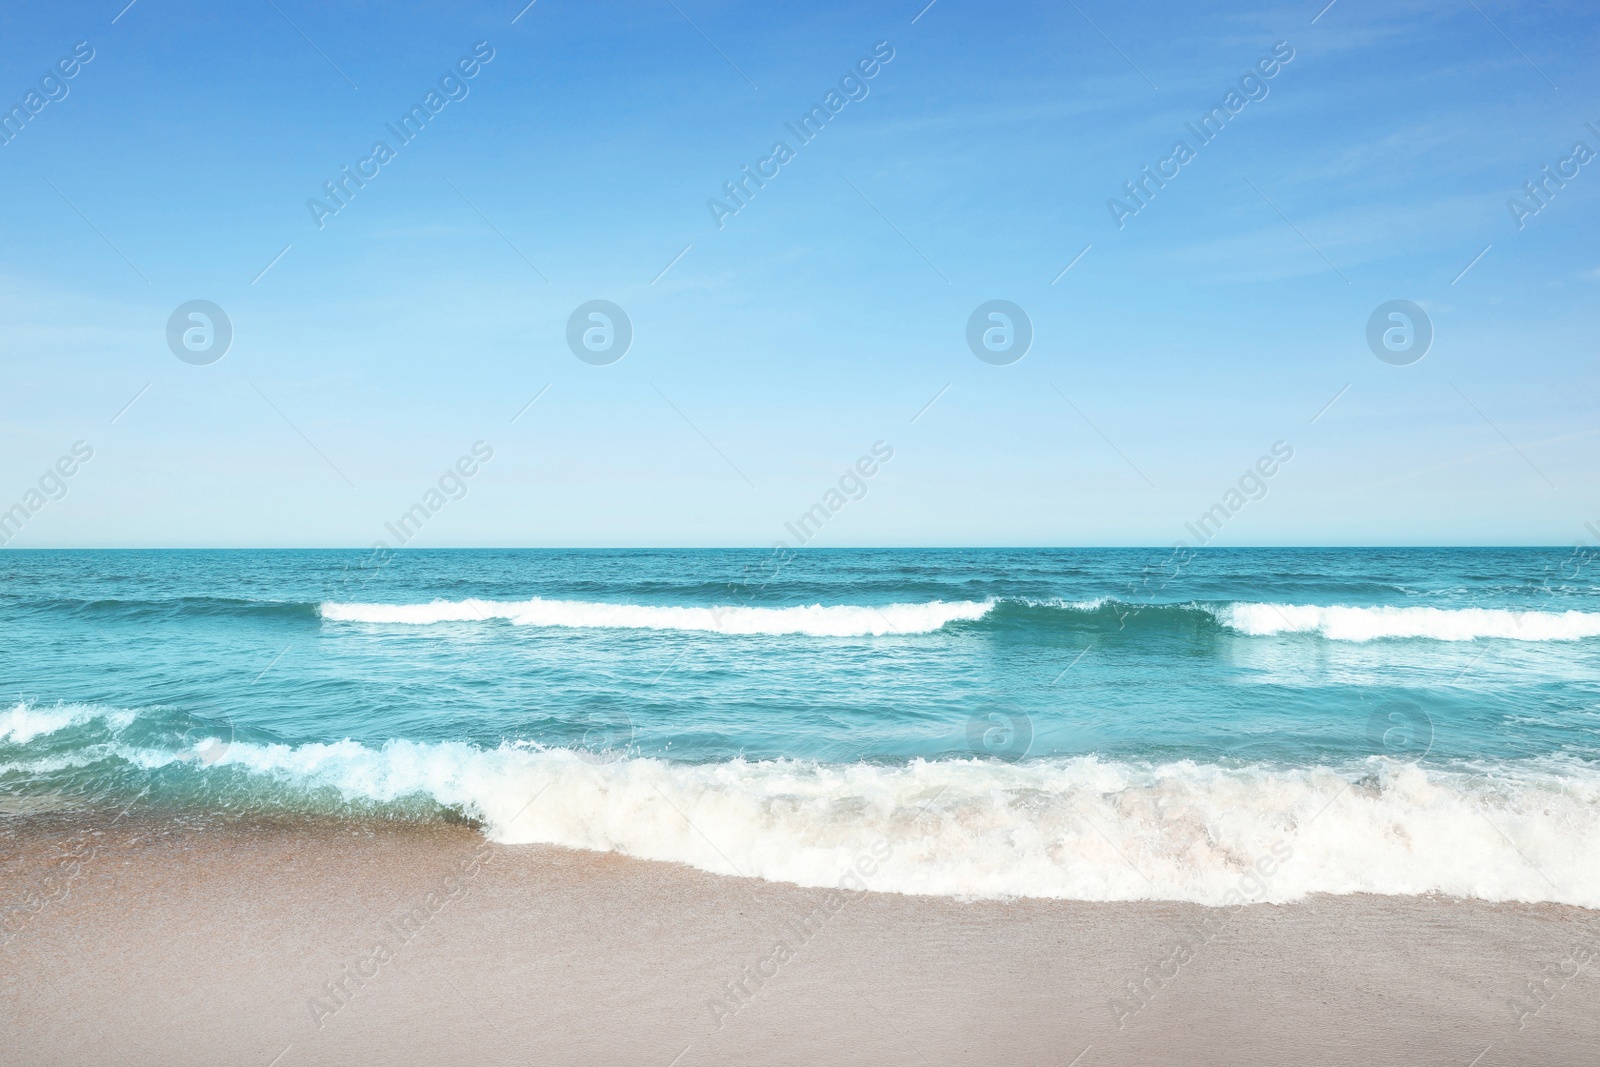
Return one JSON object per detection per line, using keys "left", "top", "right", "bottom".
{"left": 3, "top": 547, "right": 1598, "bottom": 907}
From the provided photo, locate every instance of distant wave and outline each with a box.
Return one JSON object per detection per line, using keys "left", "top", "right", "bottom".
{"left": 320, "top": 597, "right": 994, "bottom": 636}
{"left": 13, "top": 596, "right": 320, "bottom": 622}
{"left": 43, "top": 593, "right": 1594, "bottom": 643}
{"left": 5, "top": 701, "right": 1600, "bottom": 907}
{"left": 1216, "top": 603, "right": 1600, "bottom": 642}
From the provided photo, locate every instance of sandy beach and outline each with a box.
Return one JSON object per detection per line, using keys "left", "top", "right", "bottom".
{"left": 3, "top": 811, "right": 1596, "bottom": 1067}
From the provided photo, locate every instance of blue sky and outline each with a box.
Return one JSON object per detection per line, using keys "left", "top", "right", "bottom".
{"left": 1, "top": 0, "right": 1596, "bottom": 547}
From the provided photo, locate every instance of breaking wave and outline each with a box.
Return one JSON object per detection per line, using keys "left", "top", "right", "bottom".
{"left": 1216, "top": 603, "right": 1600, "bottom": 642}
{"left": 6, "top": 702, "right": 1598, "bottom": 907}
{"left": 319, "top": 597, "right": 994, "bottom": 636}
{"left": 316, "top": 595, "right": 1600, "bottom": 644}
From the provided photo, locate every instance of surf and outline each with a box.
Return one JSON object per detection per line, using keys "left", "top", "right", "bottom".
{"left": 319, "top": 596, "right": 995, "bottom": 636}
{"left": 1216, "top": 602, "right": 1600, "bottom": 642}
{"left": 7, "top": 701, "right": 1599, "bottom": 909}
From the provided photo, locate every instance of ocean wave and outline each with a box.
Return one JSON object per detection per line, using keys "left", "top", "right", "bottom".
{"left": 195, "top": 744, "right": 1600, "bottom": 907}
{"left": 1217, "top": 603, "right": 1600, "bottom": 642}
{"left": 29, "top": 591, "right": 1596, "bottom": 645}
{"left": 0, "top": 701, "right": 138, "bottom": 745}
{"left": 315, "top": 595, "right": 1600, "bottom": 643}
{"left": 319, "top": 597, "right": 994, "bottom": 636}
{"left": 11, "top": 596, "right": 322, "bottom": 622}
{"left": 5, "top": 703, "right": 1598, "bottom": 907}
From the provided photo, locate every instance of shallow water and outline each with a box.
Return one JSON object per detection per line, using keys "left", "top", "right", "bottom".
{"left": 3, "top": 547, "right": 1598, "bottom": 903}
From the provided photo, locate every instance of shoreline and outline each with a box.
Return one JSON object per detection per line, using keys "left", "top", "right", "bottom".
{"left": 3, "top": 813, "right": 1598, "bottom": 1066}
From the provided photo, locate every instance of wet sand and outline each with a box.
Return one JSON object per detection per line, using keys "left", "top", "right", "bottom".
{"left": 2, "top": 812, "right": 1597, "bottom": 1067}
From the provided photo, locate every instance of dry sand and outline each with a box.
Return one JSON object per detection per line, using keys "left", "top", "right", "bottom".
{"left": 2, "top": 812, "right": 1597, "bottom": 1066}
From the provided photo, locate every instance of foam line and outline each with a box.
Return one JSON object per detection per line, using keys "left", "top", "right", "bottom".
{"left": 9, "top": 703, "right": 1593, "bottom": 909}
{"left": 320, "top": 597, "right": 994, "bottom": 636}
{"left": 1217, "top": 603, "right": 1600, "bottom": 642}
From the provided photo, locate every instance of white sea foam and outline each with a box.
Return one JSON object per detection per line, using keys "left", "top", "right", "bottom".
{"left": 320, "top": 597, "right": 993, "bottom": 636}
{"left": 1217, "top": 603, "right": 1600, "bottom": 642}
{"left": 0, "top": 701, "right": 137, "bottom": 745}
{"left": 15, "top": 700, "right": 1600, "bottom": 906}
{"left": 178, "top": 740, "right": 1600, "bottom": 907}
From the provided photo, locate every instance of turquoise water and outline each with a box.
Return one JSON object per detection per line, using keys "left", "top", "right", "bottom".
{"left": 4, "top": 548, "right": 1600, "bottom": 904}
